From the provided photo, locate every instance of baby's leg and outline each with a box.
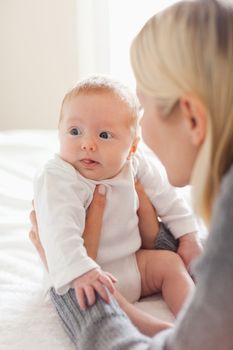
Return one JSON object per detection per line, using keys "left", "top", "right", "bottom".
{"left": 114, "top": 289, "right": 173, "bottom": 336}
{"left": 136, "top": 249, "right": 194, "bottom": 316}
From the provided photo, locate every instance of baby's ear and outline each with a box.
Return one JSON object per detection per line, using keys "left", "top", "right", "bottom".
{"left": 132, "top": 136, "right": 140, "bottom": 153}
{"left": 127, "top": 136, "right": 140, "bottom": 159}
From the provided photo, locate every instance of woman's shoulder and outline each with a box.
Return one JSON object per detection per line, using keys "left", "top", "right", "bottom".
{"left": 221, "top": 162, "right": 233, "bottom": 193}
{"left": 216, "top": 162, "right": 233, "bottom": 211}
{"left": 205, "top": 163, "right": 233, "bottom": 260}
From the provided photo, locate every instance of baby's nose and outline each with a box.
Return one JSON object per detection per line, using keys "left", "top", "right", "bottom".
{"left": 81, "top": 138, "right": 96, "bottom": 151}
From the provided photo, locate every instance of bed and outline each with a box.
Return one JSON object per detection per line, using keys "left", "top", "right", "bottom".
{"left": 1, "top": 129, "right": 205, "bottom": 349}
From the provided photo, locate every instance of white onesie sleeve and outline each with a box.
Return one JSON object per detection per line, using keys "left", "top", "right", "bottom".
{"left": 34, "top": 155, "right": 99, "bottom": 294}
{"left": 133, "top": 146, "right": 199, "bottom": 238}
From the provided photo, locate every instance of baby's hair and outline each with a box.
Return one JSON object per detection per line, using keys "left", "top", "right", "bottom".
{"left": 59, "top": 75, "right": 141, "bottom": 136}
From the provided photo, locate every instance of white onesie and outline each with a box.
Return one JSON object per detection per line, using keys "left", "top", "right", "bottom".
{"left": 34, "top": 144, "right": 198, "bottom": 302}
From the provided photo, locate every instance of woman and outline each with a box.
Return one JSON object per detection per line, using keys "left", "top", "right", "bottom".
{"left": 30, "top": 0, "right": 233, "bottom": 348}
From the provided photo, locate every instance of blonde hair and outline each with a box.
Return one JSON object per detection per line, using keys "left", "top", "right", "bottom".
{"left": 59, "top": 75, "right": 141, "bottom": 136}
{"left": 131, "top": 0, "right": 233, "bottom": 224}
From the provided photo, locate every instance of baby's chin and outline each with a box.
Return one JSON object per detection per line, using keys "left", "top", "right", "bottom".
{"left": 76, "top": 167, "right": 123, "bottom": 182}
{"left": 74, "top": 167, "right": 107, "bottom": 181}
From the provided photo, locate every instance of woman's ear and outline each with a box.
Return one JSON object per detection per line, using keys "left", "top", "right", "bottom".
{"left": 179, "top": 94, "right": 207, "bottom": 147}
{"left": 127, "top": 136, "right": 140, "bottom": 159}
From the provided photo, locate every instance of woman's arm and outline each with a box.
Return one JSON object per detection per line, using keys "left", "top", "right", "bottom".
{"left": 135, "top": 148, "right": 202, "bottom": 266}
{"left": 136, "top": 181, "right": 178, "bottom": 252}
{"left": 49, "top": 287, "right": 157, "bottom": 350}
{"left": 135, "top": 180, "right": 160, "bottom": 249}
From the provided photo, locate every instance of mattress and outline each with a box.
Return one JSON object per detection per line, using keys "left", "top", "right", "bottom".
{"left": 0, "top": 129, "right": 185, "bottom": 349}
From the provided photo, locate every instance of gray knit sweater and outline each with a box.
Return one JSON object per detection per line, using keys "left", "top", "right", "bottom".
{"left": 51, "top": 163, "right": 233, "bottom": 350}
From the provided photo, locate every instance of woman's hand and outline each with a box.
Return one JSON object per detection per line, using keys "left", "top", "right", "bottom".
{"left": 29, "top": 207, "right": 48, "bottom": 270}
{"left": 135, "top": 180, "right": 160, "bottom": 249}
{"left": 178, "top": 232, "right": 203, "bottom": 270}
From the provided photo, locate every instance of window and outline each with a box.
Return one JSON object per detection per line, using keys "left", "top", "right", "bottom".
{"left": 76, "top": 0, "right": 179, "bottom": 89}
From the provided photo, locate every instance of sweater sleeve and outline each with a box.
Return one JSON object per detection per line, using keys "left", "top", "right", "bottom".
{"left": 50, "top": 287, "right": 163, "bottom": 350}
{"left": 133, "top": 146, "right": 199, "bottom": 238}
{"left": 34, "top": 157, "right": 99, "bottom": 294}
{"left": 162, "top": 164, "right": 233, "bottom": 349}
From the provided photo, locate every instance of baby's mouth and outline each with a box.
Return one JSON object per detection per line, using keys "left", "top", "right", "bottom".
{"left": 80, "top": 158, "right": 100, "bottom": 168}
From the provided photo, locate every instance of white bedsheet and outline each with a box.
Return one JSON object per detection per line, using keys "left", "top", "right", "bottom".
{"left": 0, "top": 130, "right": 184, "bottom": 349}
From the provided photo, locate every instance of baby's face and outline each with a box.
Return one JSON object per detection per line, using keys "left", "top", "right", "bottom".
{"left": 59, "top": 92, "right": 136, "bottom": 180}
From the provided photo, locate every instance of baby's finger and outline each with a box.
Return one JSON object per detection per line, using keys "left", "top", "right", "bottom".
{"left": 99, "top": 274, "right": 115, "bottom": 294}
{"left": 29, "top": 229, "right": 41, "bottom": 252}
{"left": 104, "top": 271, "right": 118, "bottom": 283}
{"left": 84, "top": 285, "right": 96, "bottom": 306}
{"left": 75, "top": 287, "right": 86, "bottom": 310}
{"left": 94, "top": 281, "right": 110, "bottom": 304}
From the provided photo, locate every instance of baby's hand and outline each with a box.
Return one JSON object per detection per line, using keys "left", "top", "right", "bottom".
{"left": 72, "top": 268, "right": 117, "bottom": 310}
{"left": 178, "top": 232, "right": 203, "bottom": 270}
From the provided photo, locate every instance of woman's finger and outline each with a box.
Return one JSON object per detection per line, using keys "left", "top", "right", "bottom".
{"left": 83, "top": 185, "right": 106, "bottom": 259}
{"left": 29, "top": 226, "right": 48, "bottom": 270}
{"left": 135, "top": 180, "right": 157, "bottom": 215}
{"left": 135, "top": 179, "right": 145, "bottom": 195}
{"left": 29, "top": 229, "right": 37, "bottom": 244}
{"left": 29, "top": 209, "right": 39, "bottom": 236}
{"left": 86, "top": 185, "right": 106, "bottom": 222}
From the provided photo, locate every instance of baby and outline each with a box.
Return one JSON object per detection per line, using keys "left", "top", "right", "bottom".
{"left": 34, "top": 76, "right": 199, "bottom": 317}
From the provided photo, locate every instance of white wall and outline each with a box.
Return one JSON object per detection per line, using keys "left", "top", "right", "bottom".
{"left": 0, "top": 0, "right": 179, "bottom": 130}
{"left": 0, "top": 0, "right": 79, "bottom": 129}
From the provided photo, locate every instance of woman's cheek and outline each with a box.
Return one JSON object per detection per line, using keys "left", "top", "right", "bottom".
{"left": 141, "top": 118, "right": 157, "bottom": 152}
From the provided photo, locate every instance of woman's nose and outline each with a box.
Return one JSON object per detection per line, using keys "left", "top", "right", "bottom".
{"left": 81, "top": 138, "right": 96, "bottom": 151}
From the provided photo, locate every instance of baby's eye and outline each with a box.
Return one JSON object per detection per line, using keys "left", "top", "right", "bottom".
{"left": 70, "top": 128, "right": 81, "bottom": 136}
{"left": 99, "top": 131, "right": 112, "bottom": 139}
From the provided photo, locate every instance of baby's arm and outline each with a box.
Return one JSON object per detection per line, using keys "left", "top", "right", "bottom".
{"left": 34, "top": 158, "right": 100, "bottom": 293}
{"left": 134, "top": 145, "right": 202, "bottom": 266}
{"left": 32, "top": 182, "right": 116, "bottom": 308}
